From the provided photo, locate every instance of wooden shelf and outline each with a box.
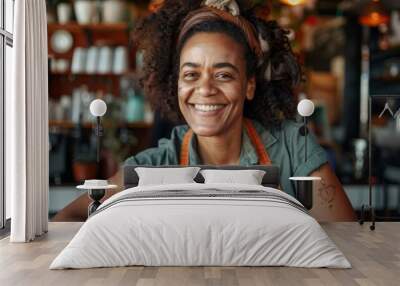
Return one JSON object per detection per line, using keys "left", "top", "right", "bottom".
{"left": 48, "top": 71, "right": 137, "bottom": 98}
{"left": 47, "top": 23, "right": 151, "bottom": 183}
{"left": 50, "top": 72, "right": 136, "bottom": 77}
{"left": 371, "top": 46, "right": 400, "bottom": 63}
{"left": 48, "top": 22, "right": 130, "bottom": 33}
{"left": 370, "top": 77, "right": 400, "bottom": 95}
{"left": 47, "top": 22, "right": 138, "bottom": 98}
{"left": 48, "top": 22, "right": 132, "bottom": 57}
{"left": 49, "top": 120, "right": 153, "bottom": 129}
{"left": 372, "top": 76, "right": 400, "bottom": 83}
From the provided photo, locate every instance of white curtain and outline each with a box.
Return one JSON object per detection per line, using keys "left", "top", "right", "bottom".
{"left": 7, "top": 0, "right": 49, "bottom": 242}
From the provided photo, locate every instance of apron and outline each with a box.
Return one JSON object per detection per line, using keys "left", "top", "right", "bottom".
{"left": 180, "top": 118, "right": 272, "bottom": 166}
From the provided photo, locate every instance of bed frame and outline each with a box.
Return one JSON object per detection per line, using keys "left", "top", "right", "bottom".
{"left": 123, "top": 165, "right": 280, "bottom": 189}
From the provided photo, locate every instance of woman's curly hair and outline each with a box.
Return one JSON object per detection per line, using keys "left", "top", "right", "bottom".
{"left": 133, "top": 0, "right": 301, "bottom": 129}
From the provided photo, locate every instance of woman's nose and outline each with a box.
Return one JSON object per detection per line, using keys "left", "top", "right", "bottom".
{"left": 196, "top": 76, "right": 217, "bottom": 97}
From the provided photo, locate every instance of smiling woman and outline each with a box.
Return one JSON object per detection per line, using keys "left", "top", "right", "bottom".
{"left": 125, "top": 0, "right": 355, "bottom": 221}
{"left": 128, "top": 1, "right": 301, "bottom": 168}
{"left": 53, "top": 0, "right": 356, "bottom": 222}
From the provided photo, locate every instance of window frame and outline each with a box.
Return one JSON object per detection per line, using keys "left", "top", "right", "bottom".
{"left": 1, "top": 0, "right": 14, "bottom": 230}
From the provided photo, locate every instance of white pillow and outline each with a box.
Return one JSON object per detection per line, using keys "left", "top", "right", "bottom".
{"left": 135, "top": 167, "right": 201, "bottom": 186}
{"left": 200, "top": 169, "right": 266, "bottom": 185}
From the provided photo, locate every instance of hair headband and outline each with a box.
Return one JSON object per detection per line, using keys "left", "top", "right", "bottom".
{"left": 177, "top": 0, "right": 270, "bottom": 60}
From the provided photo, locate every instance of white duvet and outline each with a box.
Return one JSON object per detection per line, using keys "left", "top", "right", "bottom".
{"left": 50, "top": 183, "right": 351, "bottom": 269}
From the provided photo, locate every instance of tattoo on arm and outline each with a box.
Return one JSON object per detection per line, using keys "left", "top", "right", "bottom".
{"left": 309, "top": 164, "right": 356, "bottom": 221}
{"left": 314, "top": 167, "right": 336, "bottom": 209}
{"left": 318, "top": 178, "right": 336, "bottom": 209}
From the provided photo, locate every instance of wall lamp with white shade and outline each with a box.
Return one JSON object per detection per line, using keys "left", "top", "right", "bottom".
{"left": 77, "top": 99, "right": 117, "bottom": 216}
{"left": 89, "top": 99, "right": 107, "bottom": 163}
{"left": 289, "top": 99, "right": 321, "bottom": 210}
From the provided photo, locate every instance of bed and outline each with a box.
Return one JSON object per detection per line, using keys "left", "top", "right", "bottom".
{"left": 50, "top": 165, "right": 350, "bottom": 269}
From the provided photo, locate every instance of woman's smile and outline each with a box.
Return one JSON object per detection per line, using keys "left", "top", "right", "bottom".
{"left": 192, "top": 103, "right": 226, "bottom": 112}
{"left": 189, "top": 102, "right": 227, "bottom": 114}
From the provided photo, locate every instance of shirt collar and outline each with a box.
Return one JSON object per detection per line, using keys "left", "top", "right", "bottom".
{"left": 188, "top": 119, "right": 277, "bottom": 165}
{"left": 239, "top": 129, "right": 258, "bottom": 165}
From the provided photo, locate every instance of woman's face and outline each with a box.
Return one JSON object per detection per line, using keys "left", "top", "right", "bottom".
{"left": 178, "top": 32, "right": 255, "bottom": 137}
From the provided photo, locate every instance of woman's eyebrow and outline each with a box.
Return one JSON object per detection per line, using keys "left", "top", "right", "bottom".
{"left": 180, "top": 62, "right": 200, "bottom": 70}
{"left": 213, "top": 63, "right": 239, "bottom": 73}
{"left": 180, "top": 62, "right": 239, "bottom": 73}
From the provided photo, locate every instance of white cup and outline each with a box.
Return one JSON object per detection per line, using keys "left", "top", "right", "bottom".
{"left": 71, "top": 47, "right": 87, "bottom": 74}
{"left": 56, "top": 59, "right": 69, "bottom": 73}
{"left": 71, "top": 88, "right": 83, "bottom": 123}
{"left": 97, "top": 46, "right": 113, "bottom": 74}
{"left": 54, "top": 101, "right": 65, "bottom": 121}
{"left": 59, "top": 95, "right": 72, "bottom": 120}
{"left": 57, "top": 3, "right": 72, "bottom": 24}
{"left": 102, "top": 0, "right": 126, "bottom": 23}
{"left": 86, "top": 46, "right": 99, "bottom": 74}
{"left": 50, "top": 58, "right": 58, "bottom": 73}
{"left": 74, "top": 0, "right": 96, "bottom": 24}
{"left": 112, "top": 46, "right": 128, "bottom": 74}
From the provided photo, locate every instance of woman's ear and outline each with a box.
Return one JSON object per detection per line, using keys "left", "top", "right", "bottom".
{"left": 246, "top": 76, "right": 256, "bottom": 101}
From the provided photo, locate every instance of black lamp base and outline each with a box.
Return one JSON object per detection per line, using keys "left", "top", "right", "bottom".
{"left": 359, "top": 204, "right": 376, "bottom": 231}
{"left": 294, "top": 180, "right": 313, "bottom": 210}
{"left": 88, "top": 189, "right": 105, "bottom": 216}
{"left": 290, "top": 177, "right": 320, "bottom": 210}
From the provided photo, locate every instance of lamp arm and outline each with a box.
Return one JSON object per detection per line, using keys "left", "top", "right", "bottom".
{"left": 96, "top": 116, "right": 103, "bottom": 164}
{"left": 304, "top": 116, "right": 307, "bottom": 163}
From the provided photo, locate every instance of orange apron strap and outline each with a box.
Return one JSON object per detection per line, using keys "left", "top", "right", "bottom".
{"left": 180, "top": 119, "right": 271, "bottom": 166}
{"left": 243, "top": 118, "right": 272, "bottom": 165}
{"left": 180, "top": 129, "right": 193, "bottom": 166}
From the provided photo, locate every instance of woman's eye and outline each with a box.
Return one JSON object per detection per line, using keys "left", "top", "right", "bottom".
{"left": 215, "top": 73, "right": 233, "bottom": 80}
{"left": 183, "top": 72, "right": 198, "bottom": 80}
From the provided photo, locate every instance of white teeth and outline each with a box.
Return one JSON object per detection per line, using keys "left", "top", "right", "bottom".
{"left": 194, "top": 104, "right": 225, "bottom": 112}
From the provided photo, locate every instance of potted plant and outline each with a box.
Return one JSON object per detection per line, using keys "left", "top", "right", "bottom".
{"left": 71, "top": 117, "right": 98, "bottom": 182}
{"left": 100, "top": 92, "right": 137, "bottom": 178}
{"left": 72, "top": 145, "right": 98, "bottom": 183}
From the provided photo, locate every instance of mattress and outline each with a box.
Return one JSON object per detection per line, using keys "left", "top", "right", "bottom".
{"left": 50, "top": 183, "right": 351, "bottom": 269}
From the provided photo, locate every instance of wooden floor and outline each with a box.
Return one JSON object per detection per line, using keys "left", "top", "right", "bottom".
{"left": 0, "top": 222, "right": 399, "bottom": 286}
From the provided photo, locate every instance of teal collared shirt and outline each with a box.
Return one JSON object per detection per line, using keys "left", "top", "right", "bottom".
{"left": 124, "top": 119, "right": 328, "bottom": 196}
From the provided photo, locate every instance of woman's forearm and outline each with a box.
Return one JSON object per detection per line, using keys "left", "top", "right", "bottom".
{"left": 309, "top": 163, "right": 357, "bottom": 222}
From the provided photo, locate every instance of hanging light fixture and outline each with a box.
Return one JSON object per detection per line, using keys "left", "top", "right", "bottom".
{"left": 280, "top": 0, "right": 307, "bottom": 6}
{"left": 359, "top": 0, "right": 389, "bottom": 27}
{"left": 148, "top": 0, "right": 165, "bottom": 13}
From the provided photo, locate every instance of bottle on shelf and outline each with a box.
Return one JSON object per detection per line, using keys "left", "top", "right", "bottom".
{"left": 125, "top": 88, "right": 144, "bottom": 123}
